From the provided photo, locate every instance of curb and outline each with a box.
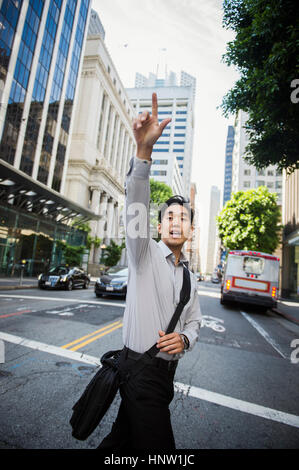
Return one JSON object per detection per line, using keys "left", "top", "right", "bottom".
{"left": 0, "top": 285, "right": 37, "bottom": 290}
{"left": 0, "top": 282, "right": 96, "bottom": 291}
{"left": 272, "top": 307, "right": 299, "bottom": 326}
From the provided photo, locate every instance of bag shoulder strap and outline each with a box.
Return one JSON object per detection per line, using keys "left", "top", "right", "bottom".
{"left": 142, "top": 262, "right": 191, "bottom": 360}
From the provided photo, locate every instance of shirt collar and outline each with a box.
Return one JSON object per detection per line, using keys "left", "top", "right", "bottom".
{"left": 158, "top": 240, "right": 189, "bottom": 266}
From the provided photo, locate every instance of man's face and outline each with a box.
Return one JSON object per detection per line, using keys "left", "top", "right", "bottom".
{"left": 158, "top": 204, "right": 193, "bottom": 248}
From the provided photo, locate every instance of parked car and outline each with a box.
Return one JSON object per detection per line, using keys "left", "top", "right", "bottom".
{"left": 95, "top": 266, "right": 128, "bottom": 299}
{"left": 220, "top": 250, "right": 280, "bottom": 308}
{"left": 211, "top": 272, "right": 220, "bottom": 284}
{"left": 38, "top": 266, "right": 90, "bottom": 290}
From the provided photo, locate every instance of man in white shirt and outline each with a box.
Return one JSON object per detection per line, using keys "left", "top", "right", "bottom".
{"left": 98, "top": 93, "right": 201, "bottom": 450}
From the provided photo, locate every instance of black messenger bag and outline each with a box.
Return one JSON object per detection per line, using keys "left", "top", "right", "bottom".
{"left": 70, "top": 264, "right": 191, "bottom": 441}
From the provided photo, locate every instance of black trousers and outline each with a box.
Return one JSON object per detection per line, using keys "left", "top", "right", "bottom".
{"left": 97, "top": 348, "right": 178, "bottom": 450}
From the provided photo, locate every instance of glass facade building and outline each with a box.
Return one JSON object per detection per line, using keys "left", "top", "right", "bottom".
{"left": 223, "top": 125, "right": 235, "bottom": 206}
{"left": 0, "top": 0, "right": 93, "bottom": 278}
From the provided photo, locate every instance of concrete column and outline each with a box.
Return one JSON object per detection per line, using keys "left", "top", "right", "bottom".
{"left": 100, "top": 100, "right": 111, "bottom": 156}
{"left": 110, "top": 114, "right": 120, "bottom": 170}
{"left": 116, "top": 125, "right": 125, "bottom": 177}
{"left": 106, "top": 197, "right": 115, "bottom": 241}
{"left": 97, "top": 192, "right": 108, "bottom": 239}
{"left": 88, "top": 187, "right": 101, "bottom": 263}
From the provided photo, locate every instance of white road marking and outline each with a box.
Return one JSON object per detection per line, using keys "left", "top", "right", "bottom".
{"left": 0, "top": 331, "right": 101, "bottom": 366}
{"left": 197, "top": 290, "right": 220, "bottom": 299}
{"left": 0, "top": 294, "right": 126, "bottom": 308}
{"left": 1, "top": 331, "right": 298, "bottom": 429}
{"left": 240, "top": 310, "right": 287, "bottom": 359}
{"left": 174, "top": 382, "right": 299, "bottom": 429}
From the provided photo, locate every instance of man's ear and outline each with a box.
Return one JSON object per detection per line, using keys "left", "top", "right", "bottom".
{"left": 188, "top": 224, "right": 194, "bottom": 240}
{"left": 157, "top": 223, "right": 162, "bottom": 235}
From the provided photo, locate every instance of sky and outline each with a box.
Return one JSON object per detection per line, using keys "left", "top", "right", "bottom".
{"left": 91, "top": 0, "right": 240, "bottom": 271}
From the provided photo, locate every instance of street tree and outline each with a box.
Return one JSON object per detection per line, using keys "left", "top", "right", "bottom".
{"left": 149, "top": 179, "right": 173, "bottom": 240}
{"left": 216, "top": 186, "right": 281, "bottom": 253}
{"left": 221, "top": 0, "right": 299, "bottom": 172}
{"left": 101, "top": 239, "right": 126, "bottom": 267}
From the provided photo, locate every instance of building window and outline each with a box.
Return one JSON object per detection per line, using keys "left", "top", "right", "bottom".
{"left": 175, "top": 126, "right": 186, "bottom": 129}
{"left": 152, "top": 148, "right": 168, "bottom": 152}
{"left": 151, "top": 170, "right": 167, "bottom": 176}
{"left": 276, "top": 181, "right": 282, "bottom": 189}
{"left": 256, "top": 180, "right": 265, "bottom": 187}
{"left": 152, "top": 160, "right": 168, "bottom": 165}
{"left": 244, "top": 169, "right": 251, "bottom": 176}
{"left": 243, "top": 181, "right": 251, "bottom": 188}
{"left": 267, "top": 182, "right": 274, "bottom": 188}
{"left": 267, "top": 170, "right": 274, "bottom": 176}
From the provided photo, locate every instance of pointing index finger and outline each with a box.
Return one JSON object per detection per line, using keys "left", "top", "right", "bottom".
{"left": 152, "top": 92, "right": 158, "bottom": 118}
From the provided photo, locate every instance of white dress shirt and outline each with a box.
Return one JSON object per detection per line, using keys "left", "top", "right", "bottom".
{"left": 122, "top": 156, "right": 202, "bottom": 361}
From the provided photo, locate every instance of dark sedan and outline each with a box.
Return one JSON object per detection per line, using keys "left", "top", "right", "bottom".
{"left": 38, "top": 266, "right": 90, "bottom": 290}
{"left": 95, "top": 266, "right": 128, "bottom": 299}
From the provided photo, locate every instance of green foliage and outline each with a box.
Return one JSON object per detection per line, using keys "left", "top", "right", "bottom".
{"left": 71, "top": 219, "right": 91, "bottom": 233}
{"left": 101, "top": 240, "right": 126, "bottom": 267}
{"left": 221, "top": 0, "right": 299, "bottom": 172}
{"left": 149, "top": 179, "right": 173, "bottom": 240}
{"left": 57, "top": 240, "right": 85, "bottom": 266}
{"left": 216, "top": 186, "right": 281, "bottom": 253}
{"left": 150, "top": 179, "right": 173, "bottom": 205}
{"left": 86, "top": 235, "right": 101, "bottom": 250}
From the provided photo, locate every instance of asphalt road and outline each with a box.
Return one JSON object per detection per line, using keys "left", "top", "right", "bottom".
{"left": 0, "top": 281, "right": 299, "bottom": 450}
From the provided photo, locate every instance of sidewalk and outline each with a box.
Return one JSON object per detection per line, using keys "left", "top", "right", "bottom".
{"left": 273, "top": 298, "right": 299, "bottom": 326}
{"left": 0, "top": 277, "right": 97, "bottom": 290}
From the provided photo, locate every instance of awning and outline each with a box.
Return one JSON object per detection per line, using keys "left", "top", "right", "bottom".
{"left": 0, "top": 159, "right": 100, "bottom": 225}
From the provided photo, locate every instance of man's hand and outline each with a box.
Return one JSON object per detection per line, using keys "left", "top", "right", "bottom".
{"left": 156, "top": 330, "right": 185, "bottom": 355}
{"left": 133, "top": 93, "right": 171, "bottom": 161}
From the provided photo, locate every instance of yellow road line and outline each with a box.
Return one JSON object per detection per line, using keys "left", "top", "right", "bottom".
{"left": 69, "top": 323, "right": 123, "bottom": 351}
{"left": 61, "top": 320, "right": 121, "bottom": 349}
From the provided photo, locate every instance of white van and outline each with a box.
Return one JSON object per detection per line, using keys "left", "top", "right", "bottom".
{"left": 220, "top": 250, "right": 280, "bottom": 308}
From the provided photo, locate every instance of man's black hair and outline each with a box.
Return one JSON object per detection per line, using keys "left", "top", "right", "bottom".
{"left": 158, "top": 195, "right": 194, "bottom": 224}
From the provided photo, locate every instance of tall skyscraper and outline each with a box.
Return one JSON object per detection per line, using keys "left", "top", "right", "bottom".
{"left": 223, "top": 125, "right": 235, "bottom": 206}
{"left": 0, "top": 0, "right": 93, "bottom": 278}
{"left": 205, "top": 185, "right": 221, "bottom": 274}
{"left": 126, "top": 70, "right": 196, "bottom": 197}
{"left": 232, "top": 110, "right": 282, "bottom": 204}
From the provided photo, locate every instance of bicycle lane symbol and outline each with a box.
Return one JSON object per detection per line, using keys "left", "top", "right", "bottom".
{"left": 201, "top": 315, "right": 225, "bottom": 332}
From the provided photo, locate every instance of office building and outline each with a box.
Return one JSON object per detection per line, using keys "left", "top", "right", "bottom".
{"left": 223, "top": 125, "right": 235, "bottom": 206}
{"left": 232, "top": 111, "right": 283, "bottom": 203}
{"left": 126, "top": 70, "right": 196, "bottom": 197}
{"left": 205, "top": 185, "right": 221, "bottom": 274}
{"left": 0, "top": 0, "right": 93, "bottom": 277}
{"left": 65, "top": 9, "right": 136, "bottom": 275}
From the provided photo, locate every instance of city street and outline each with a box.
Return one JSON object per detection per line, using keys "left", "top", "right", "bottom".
{"left": 0, "top": 281, "right": 299, "bottom": 449}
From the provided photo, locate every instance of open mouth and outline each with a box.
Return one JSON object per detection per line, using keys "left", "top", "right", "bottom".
{"left": 170, "top": 230, "right": 182, "bottom": 238}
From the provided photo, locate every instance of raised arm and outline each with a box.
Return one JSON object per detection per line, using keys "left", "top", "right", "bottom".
{"left": 125, "top": 93, "right": 171, "bottom": 267}
{"left": 133, "top": 92, "right": 172, "bottom": 161}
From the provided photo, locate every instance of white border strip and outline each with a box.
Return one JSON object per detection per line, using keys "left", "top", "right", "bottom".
{"left": 240, "top": 310, "right": 287, "bottom": 359}
{"left": 1, "top": 331, "right": 298, "bottom": 429}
